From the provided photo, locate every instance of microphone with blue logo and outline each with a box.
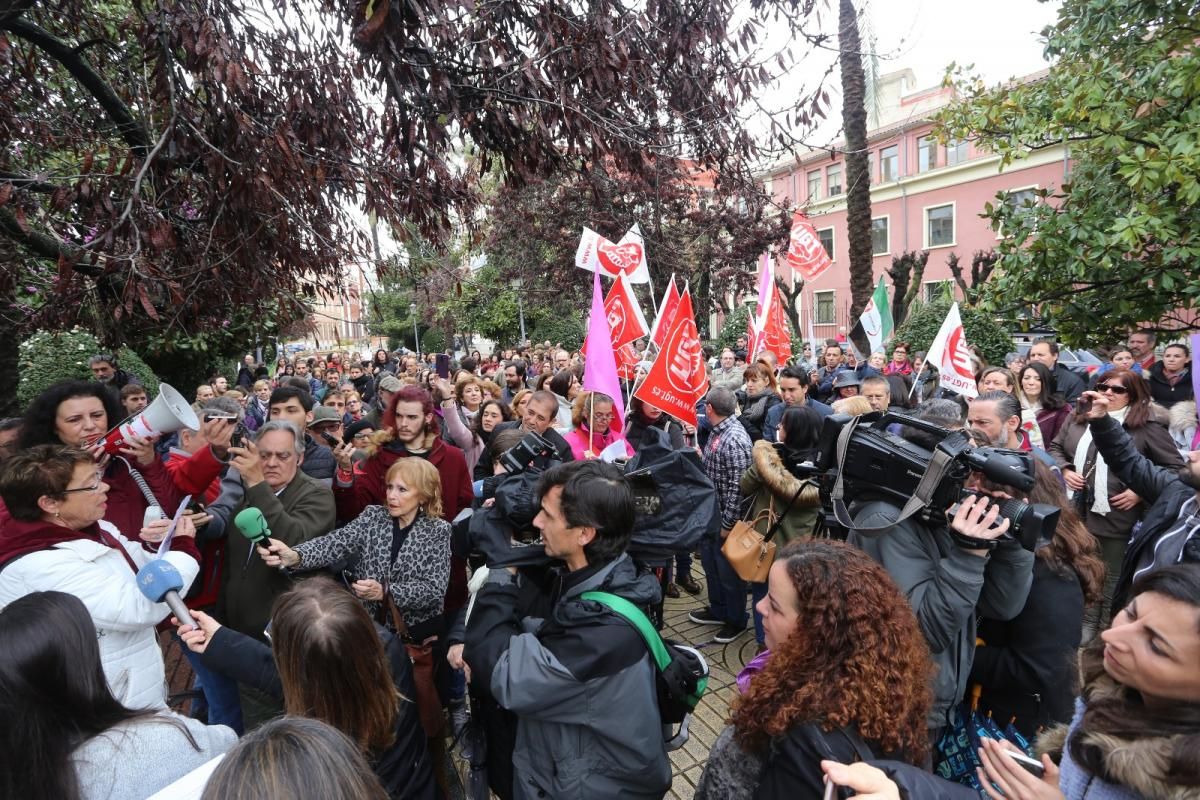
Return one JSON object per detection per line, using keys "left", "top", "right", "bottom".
{"left": 136, "top": 559, "right": 196, "bottom": 628}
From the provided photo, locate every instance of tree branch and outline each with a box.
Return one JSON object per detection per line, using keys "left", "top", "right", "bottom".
{"left": 2, "top": 17, "right": 152, "bottom": 155}
{"left": 0, "top": 207, "right": 101, "bottom": 277}
{"left": 0, "top": 169, "right": 61, "bottom": 193}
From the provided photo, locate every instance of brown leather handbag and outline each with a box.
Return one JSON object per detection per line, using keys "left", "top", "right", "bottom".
{"left": 722, "top": 484, "right": 806, "bottom": 583}
{"left": 378, "top": 580, "right": 445, "bottom": 738}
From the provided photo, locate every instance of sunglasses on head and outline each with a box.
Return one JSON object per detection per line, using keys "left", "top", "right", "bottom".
{"left": 1096, "top": 383, "right": 1129, "bottom": 395}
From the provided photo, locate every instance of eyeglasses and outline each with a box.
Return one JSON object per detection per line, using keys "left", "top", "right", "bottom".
{"left": 591, "top": 412, "right": 615, "bottom": 421}
{"left": 1096, "top": 383, "right": 1129, "bottom": 395}
{"left": 61, "top": 471, "right": 105, "bottom": 494}
{"left": 353, "top": 431, "right": 374, "bottom": 441}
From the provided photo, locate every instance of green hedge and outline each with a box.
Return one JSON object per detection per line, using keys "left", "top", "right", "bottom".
{"left": 527, "top": 312, "right": 586, "bottom": 352}
{"left": 892, "top": 301, "right": 1011, "bottom": 366}
{"left": 18, "top": 329, "right": 160, "bottom": 409}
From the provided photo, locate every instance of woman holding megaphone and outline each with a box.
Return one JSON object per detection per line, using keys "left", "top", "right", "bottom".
{"left": 11, "top": 380, "right": 232, "bottom": 539}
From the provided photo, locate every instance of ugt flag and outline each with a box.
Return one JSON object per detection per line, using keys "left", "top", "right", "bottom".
{"left": 632, "top": 289, "right": 707, "bottom": 427}
{"left": 926, "top": 302, "right": 978, "bottom": 398}
{"left": 575, "top": 223, "right": 650, "bottom": 283}
{"left": 850, "top": 276, "right": 894, "bottom": 355}
{"left": 785, "top": 211, "right": 834, "bottom": 282}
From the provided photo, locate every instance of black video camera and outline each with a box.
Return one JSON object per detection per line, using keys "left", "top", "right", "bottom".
{"left": 500, "top": 430, "right": 556, "bottom": 474}
{"left": 813, "top": 412, "right": 1059, "bottom": 552}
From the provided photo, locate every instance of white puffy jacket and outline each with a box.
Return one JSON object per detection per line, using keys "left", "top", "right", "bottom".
{"left": 0, "top": 520, "right": 198, "bottom": 710}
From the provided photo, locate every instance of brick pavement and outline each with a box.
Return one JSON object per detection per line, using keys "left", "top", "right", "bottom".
{"left": 661, "top": 567, "right": 755, "bottom": 800}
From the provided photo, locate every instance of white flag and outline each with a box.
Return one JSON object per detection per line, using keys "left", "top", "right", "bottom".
{"left": 574, "top": 223, "right": 650, "bottom": 283}
{"left": 925, "top": 302, "right": 978, "bottom": 399}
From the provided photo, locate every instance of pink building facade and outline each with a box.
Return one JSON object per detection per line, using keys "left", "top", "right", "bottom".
{"left": 759, "top": 69, "right": 1067, "bottom": 344}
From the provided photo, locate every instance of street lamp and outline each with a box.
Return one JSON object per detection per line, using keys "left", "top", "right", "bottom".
{"left": 510, "top": 277, "right": 526, "bottom": 346}
{"left": 409, "top": 301, "right": 420, "bottom": 358}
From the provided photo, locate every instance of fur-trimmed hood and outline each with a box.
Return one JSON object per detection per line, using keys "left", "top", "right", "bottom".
{"left": 1036, "top": 671, "right": 1199, "bottom": 800}
{"left": 1168, "top": 400, "right": 1197, "bottom": 436}
{"left": 751, "top": 439, "right": 807, "bottom": 501}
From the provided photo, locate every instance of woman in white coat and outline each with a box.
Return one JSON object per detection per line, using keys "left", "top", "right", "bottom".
{"left": 0, "top": 444, "right": 200, "bottom": 709}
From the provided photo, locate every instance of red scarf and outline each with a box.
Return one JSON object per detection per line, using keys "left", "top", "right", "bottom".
{"left": 0, "top": 517, "right": 137, "bottom": 572}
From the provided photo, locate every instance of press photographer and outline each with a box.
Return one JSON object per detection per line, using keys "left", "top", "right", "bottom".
{"left": 817, "top": 407, "right": 1037, "bottom": 742}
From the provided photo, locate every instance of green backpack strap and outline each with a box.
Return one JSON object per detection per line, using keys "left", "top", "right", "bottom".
{"left": 580, "top": 590, "right": 672, "bottom": 671}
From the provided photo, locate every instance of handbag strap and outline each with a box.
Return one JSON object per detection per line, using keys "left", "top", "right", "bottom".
{"left": 762, "top": 481, "right": 809, "bottom": 543}
{"left": 379, "top": 578, "right": 409, "bottom": 638}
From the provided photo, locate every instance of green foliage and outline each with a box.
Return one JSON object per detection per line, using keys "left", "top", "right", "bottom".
{"left": 892, "top": 301, "right": 1011, "bottom": 366}
{"left": 526, "top": 312, "right": 586, "bottom": 352}
{"left": 437, "top": 264, "right": 523, "bottom": 346}
{"left": 18, "top": 329, "right": 160, "bottom": 409}
{"left": 937, "top": 0, "right": 1200, "bottom": 345}
{"left": 717, "top": 303, "right": 756, "bottom": 351}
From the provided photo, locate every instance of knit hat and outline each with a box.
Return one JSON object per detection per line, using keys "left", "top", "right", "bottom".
{"left": 343, "top": 418, "right": 377, "bottom": 445}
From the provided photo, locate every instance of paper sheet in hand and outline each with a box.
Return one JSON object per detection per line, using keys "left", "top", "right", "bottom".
{"left": 599, "top": 440, "right": 628, "bottom": 463}
{"left": 156, "top": 494, "right": 193, "bottom": 557}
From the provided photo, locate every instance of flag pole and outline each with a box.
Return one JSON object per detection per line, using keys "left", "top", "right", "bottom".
{"left": 908, "top": 360, "right": 927, "bottom": 400}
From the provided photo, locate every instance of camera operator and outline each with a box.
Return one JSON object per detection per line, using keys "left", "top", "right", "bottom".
{"left": 464, "top": 460, "right": 670, "bottom": 800}
{"left": 493, "top": 390, "right": 574, "bottom": 465}
{"left": 848, "top": 404, "right": 1035, "bottom": 745}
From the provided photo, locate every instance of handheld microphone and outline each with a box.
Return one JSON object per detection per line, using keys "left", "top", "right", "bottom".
{"left": 234, "top": 507, "right": 271, "bottom": 549}
{"left": 135, "top": 559, "right": 196, "bottom": 628}
{"left": 143, "top": 505, "right": 166, "bottom": 527}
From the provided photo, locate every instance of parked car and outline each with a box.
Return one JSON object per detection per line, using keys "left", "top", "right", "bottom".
{"left": 1014, "top": 342, "right": 1104, "bottom": 376}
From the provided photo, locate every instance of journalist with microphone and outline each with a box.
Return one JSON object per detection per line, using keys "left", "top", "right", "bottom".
{"left": 0, "top": 444, "right": 200, "bottom": 709}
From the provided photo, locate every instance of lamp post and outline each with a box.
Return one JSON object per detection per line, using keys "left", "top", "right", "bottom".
{"left": 510, "top": 277, "right": 526, "bottom": 346}
{"left": 409, "top": 302, "right": 420, "bottom": 358}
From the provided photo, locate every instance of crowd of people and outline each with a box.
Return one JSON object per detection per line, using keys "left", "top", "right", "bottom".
{"left": 0, "top": 332, "right": 1197, "bottom": 800}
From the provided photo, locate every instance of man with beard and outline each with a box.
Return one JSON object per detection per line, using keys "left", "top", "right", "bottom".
{"left": 1080, "top": 388, "right": 1200, "bottom": 611}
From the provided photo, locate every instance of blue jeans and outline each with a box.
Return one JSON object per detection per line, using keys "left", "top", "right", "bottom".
{"left": 674, "top": 551, "right": 693, "bottom": 584}
{"left": 698, "top": 535, "right": 748, "bottom": 628}
{"left": 183, "top": 645, "right": 244, "bottom": 734}
{"left": 750, "top": 580, "right": 768, "bottom": 645}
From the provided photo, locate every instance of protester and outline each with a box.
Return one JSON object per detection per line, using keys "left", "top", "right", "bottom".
{"left": 886, "top": 342, "right": 913, "bottom": 376}
{"left": 735, "top": 362, "right": 781, "bottom": 443}
{"left": 0, "top": 445, "right": 200, "bottom": 708}
{"left": 764, "top": 367, "right": 832, "bottom": 445}
{"left": 691, "top": 386, "right": 754, "bottom": 643}
{"left": 437, "top": 376, "right": 511, "bottom": 477}
{"left": 493, "top": 390, "right": 574, "bottom": 465}
{"left": 830, "top": 371, "right": 862, "bottom": 401}
{"left": 694, "top": 541, "right": 934, "bottom": 798}
{"left": 1049, "top": 368, "right": 1183, "bottom": 637}
{"left": 711, "top": 348, "right": 743, "bottom": 392}
{"left": 258, "top": 386, "right": 336, "bottom": 485}
{"left": 180, "top": 577, "right": 437, "bottom": 799}
{"left": 563, "top": 391, "right": 634, "bottom": 461}
{"left": 969, "top": 460, "right": 1106, "bottom": 738}
{"left": 812, "top": 344, "right": 846, "bottom": 403}
{"left": 547, "top": 369, "right": 579, "bottom": 432}
{"left": 0, "top": 591, "right": 234, "bottom": 800}
{"left": 625, "top": 396, "right": 686, "bottom": 451}
{"left": 1127, "top": 330, "right": 1157, "bottom": 372}
{"left": 979, "top": 366, "right": 1017, "bottom": 396}
{"left": 0, "top": 417, "right": 20, "bottom": 463}
{"left": 16, "top": 380, "right": 199, "bottom": 535}
{"left": 739, "top": 406, "right": 822, "bottom": 647}
{"left": 246, "top": 379, "right": 271, "bottom": 430}
{"left": 118, "top": 382, "right": 148, "bottom": 418}
{"left": 1018, "top": 361, "right": 1072, "bottom": 448}
{"left": 859, "top": 375, "right": 892, "bottom": 413}
{"left": 1147, "top": 342, "right": 1194, "bottom": 409}
{"left": 1028, "top": 338, "right": 1086, "bottom": 402}
{"left": 88, "top": 353, "right": 141, "bottom": 397}
{"left": 465, "top": 460, "right": 670, "bottom": 800}
{"left": 509, "top": 388, "right": 532, "bottom": 420}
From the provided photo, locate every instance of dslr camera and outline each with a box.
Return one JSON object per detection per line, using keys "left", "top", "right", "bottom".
{"left": 804, "top": 412, "right": 1059, "bottom": 552}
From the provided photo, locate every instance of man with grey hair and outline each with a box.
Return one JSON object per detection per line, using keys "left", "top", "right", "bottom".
{"left": 203, "top": 419, "right": 336, "bottom": 726}
{"left": 689, "top": 385, "right": 754, "bottom": 643}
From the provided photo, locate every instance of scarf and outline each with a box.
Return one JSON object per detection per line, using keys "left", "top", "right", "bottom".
{"left": 1071, "top": 405, "right": 1129, "bottom": 515}
{"left": 0, "top": 517, "right": 133, "bottom": 571}
{"left": 736, "top": 648, "right": 772, "bottom": 694}
{"left": 1020, "top": 408, "right": 1045, "bottom": 448}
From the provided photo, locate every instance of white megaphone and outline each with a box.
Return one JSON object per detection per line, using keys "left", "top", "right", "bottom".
{"left": 96, "top": 383, "right": 200, "bottom": 455}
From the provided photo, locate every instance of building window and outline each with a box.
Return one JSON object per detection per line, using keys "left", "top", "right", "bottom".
{"left": 815, "top": 290, "right": 836, "bottom": 324}
{"left": 817, "top": 226, "right": 835, "bottom": 260}
{"left": 880, "top": 145, "right": 899, "bottom": 182}
{"left": 917, "top": 135, "right": 938, "bottom": 172}
{"left": 925, "top": 203, "right": 955, "bottom": 248}
{"left": 923, "top": 280, "right": 954, "bottom": 302}
{"left": 947, "top": 138, "right": 969, "bottom": 166}
{"left": 826, "top": 163, "right": 843, "bottom": 196}
{"left": 998, "top": 187, "right": 1040, "bottom": 237}
{"left": 871, "top": 217, "right": 889, "bottom": 256}
{"left": 807, "top": 170, "right": 822, "bottom": 201}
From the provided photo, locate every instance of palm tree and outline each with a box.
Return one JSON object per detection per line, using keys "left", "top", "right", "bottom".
{"left": 840, "top": 0, "right": 873, "bottom": 356}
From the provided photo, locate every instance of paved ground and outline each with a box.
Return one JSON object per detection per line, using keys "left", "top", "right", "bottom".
{"left": 660, "top": 566, "right": 755, "bottom": 800}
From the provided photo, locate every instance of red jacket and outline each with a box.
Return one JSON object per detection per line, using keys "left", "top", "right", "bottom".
{"left": 102, "top": 456, "right": 187, "bottom": 540}
{"left": 164, "top": 446, "right": 224, "bottom": 505}
{"left": 335, "top": 434, "right": 473, "bottom": 614}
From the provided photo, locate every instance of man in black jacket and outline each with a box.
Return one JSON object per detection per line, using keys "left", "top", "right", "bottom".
{"left": 1080, "top": 389, "right": 1200, "bottom": 611}
{"left": 1028, "top": 338, "right": 1085, "bottom": 402}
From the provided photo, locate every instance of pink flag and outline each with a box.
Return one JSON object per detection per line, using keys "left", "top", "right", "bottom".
{"left": 583, "top": 267, "right": 627, "bottom": 431}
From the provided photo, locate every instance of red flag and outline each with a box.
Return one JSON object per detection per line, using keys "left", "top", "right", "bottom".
{"left": 760, "top": 282, "right": 793, "bottom": 364}
{"left": 785, "top": 211, "right": 834, "bottom": 282}
{"left": 605, "top": 271, "right": 649, "bottom": 350}
{"left": 615, "top": 342, "right": 640, "bottom": 380}
{"left": 633, "top": 289, "right": 706, "bottom": 427}
{"left": 648, "top": 276, "right": 681, "bottom": 349}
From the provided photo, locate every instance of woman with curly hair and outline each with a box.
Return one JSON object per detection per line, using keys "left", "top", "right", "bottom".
{"left": 695, "top": 540, "right": 933, "bottom": 799}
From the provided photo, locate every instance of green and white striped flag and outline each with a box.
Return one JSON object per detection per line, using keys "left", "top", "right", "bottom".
{"left": 852, "top": 275, "right": 894, "bottom": 355}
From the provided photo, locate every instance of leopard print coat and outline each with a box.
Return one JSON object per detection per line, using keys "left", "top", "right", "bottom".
{"left": 293, "top": 505, "right": 450, "bottom": 626}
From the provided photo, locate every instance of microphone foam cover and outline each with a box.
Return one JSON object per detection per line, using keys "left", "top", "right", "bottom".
{"left": 136, "top": 559, "right": 184, "bottom": 603}
{"left": 234, "top": 507, "right": 268, "bottom": 541}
